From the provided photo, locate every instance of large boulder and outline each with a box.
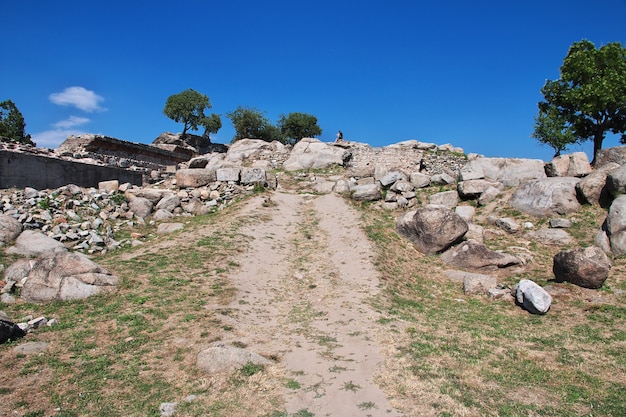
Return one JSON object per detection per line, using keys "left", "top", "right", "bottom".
{"left": 7, "top": 230, "right": 66, "bottom": 257}
{"left": 155, "top": 195, "right": 181, "bottom": 213}
{"left": 606, "top": 163, "right": 626, "bottom": 196}
{"left": 606, "top": 195, "right": 626, "bottom": 255}
{"left": 225, "top": 139, "right": 285, "bottom": 163}
{"left": 351, "top": 183, "right": 382, "bottom": 201}
{"left": 510, "top": 177, "right": 581, "bottom": 217}
{"left": 459, "top": 157, "right": 546, "bottom": 186}
{"left": 457, "top": 179, "right": 504, "bottom": 199}
{"left": 440, "top": 240, "right": 523, "bottom": 270}
{"left": 283, "top": 138, "right": 350, "bottom": 171}
{"left": 545, "top": 152, "right": 592, "bottom": 178}
{"left": 240, "top": 167, "right": 268, "bottom": 185}
{"left": 176, "top": 168, "right": 217, "bottom": 188}
{"left": 0, "top": 214, "right": 22, "bottom": 246}
{"left": 575, "top": 163, "right": 619, "bottom": 206}
{"left": 20, "top": 251, "right": 119, "bottom": 303}
{"left": 128, "top": 197, "right": 153, "bottom": 219}
{"left": 553, "top": 246, "right": 611, "bottom": 289}
{"left": 595, "top": 145, "right": 626, "bottom": 167}
{"left": 396, "top": 205, "right": 468, "bottom": 255}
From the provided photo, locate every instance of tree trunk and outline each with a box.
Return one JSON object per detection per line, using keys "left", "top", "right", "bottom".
{"left": 592, "top": 131, "right": 604, "bottom": 166}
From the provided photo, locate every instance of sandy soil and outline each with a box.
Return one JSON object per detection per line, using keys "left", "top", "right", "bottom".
{"left": 219, "top": 189, "right": 403, "bottom": 416}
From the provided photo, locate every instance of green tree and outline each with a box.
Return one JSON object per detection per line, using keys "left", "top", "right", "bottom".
{"left": 201, "top": 113, "right": 222, "bottom": 141}
{"left": 0, "top": 100, "right": 34, "bottom": 145}
{"left": 532, "top": 106, "right": 578, "bottom": 157}
{"left": 227, "top": 106, "right": 284, "bottom": 143}
{"left": 533, "top": 40, "right": 626, "bottom": 163}
{"left": 163, "top": 89, "right": 220, "bottom": 138}
{"left": 277, "top": 112, "right": 322, "bottom": 145}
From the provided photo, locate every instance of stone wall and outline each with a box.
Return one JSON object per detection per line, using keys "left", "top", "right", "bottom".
{"left": 0, "top": 150, "right": 143, "bottom": 189}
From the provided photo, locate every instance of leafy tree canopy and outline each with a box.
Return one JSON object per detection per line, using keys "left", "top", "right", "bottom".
{"left": 0, "top": 100, "right": 34, "bottom": 146}
{"left": 163, "top": 89, "right": 221, "bottom": 139}
{"left": 227, "top": 106, "right": 285, "bottom": 143}
{"left": 533, "top": 39, "right": 626, "bottom": 163}
{"left": 277, "top": 112, "right": 322, "bottom": 145}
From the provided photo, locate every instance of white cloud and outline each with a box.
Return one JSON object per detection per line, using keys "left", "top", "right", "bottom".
{"left": 53, "top": 115, "right": 91, "bottom": 129}
{"left": 49, "top": 86, "right": 106, "bottom": 113}
{"left": 31, "top": 129, "right": 89, "bottom": 149}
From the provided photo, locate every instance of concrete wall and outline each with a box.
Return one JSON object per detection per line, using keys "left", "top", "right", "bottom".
{"left": 0, "top": 151, "right": 143, "bottom": 189}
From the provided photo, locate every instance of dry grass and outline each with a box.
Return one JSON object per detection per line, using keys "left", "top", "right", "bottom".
{"left": 1, "top": 182, "right": 625, "bottom": 416}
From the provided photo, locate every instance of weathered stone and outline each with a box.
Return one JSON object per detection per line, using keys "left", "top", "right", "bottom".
{"left": 0, "top": 213, "right": 22, "bottom": 245}
{"left": 515, "top": 279, "right": 552, "bottom": 314}
{"left": 595, "top": 145, "right": 626, "bottom": 167}
{"left": 240, "top": 167, "right": 267, "bottom": 185}
{"left": 553, "top": 246, "right": 612, "bottom": 289}
{"left": 606, "top": 163, "right": 626, "bottom": 196}
{"left": 409, "top": 172, "right": 431, "bottom": 188}
{"left": 549, "top": 218, "right": 572, "bottom": 228}
{"left": 390, "top": 180, "right": 414, "bottom": 193}
{"left": 460, "top": 157, "right": 546, "bottom": 186}
{"left": 98, "top": 180, "right": 119, "bottom": 194}
{"left": 455, "top": 205, "right": 475, "bottom": 222}
{"left": 156, "top": 223, "right": 184, "bottom": 234}
{"left": 156, "top": 195, "right": 181, "bottom": 213}
{"left": 606, "top": 195, "right": 626, "bottom": 255}
{"left": 463, "top": 273, "right": 497, "bottom": 295}
{"left": 176, "top": 168, "right": 217, "bottom": 188}
{"left": 396, "top": 205, "right": 468, "bottom": 255}
{"left": 546, "top": 153, "right": 592, "bottom": 178}
{"left": 226, "top": 139, "right": 285, "bottom": 163}
{"left": 440, "top": 240, "right": 522, "bottom": 270}
{"left": 495, "top": 217, "right": 520, "bottom": 234}
{"left": 478, "top": 186, "right": 501, "bottom": 205}
{"left": 524, "top": 228, "right": 574, "bottom": 246}
{"left": 128, "top": 197, "right": 153, "bottom": 219}
{"left": 7, "top": 230, "right": 66, "bottom": 256}
{"left": 20, "top": 251, "right": 119, "bottom": 302}
{"left": 283, "top": 138, "right": 348, "bottom": 171}
{"left": 510, "top": 177, "right": 581, "bottom": 217}
{"left": 351, "top": 183, "right": 382, "bottom": 201}
{"left": 184, "top": 198, "right": 210, "bottom": 215}
{"left": 196, "top": 342, "right": 271, "bottom": 374}
{"left": 576, "top": 163, "right": 619, "bottom": 206}
{"left": 430, "top": 173, "right": 456, "bottom": 185}
{"left": 379, "top": 171, "right": 408, "bottom": 187}
{"left": 459, "top": 178, "right": 504, "bottom": 199}
{"left": 153, "top": 209, "right": 174, "bottom": 220}
{"left": 428, "top": 190, "right": 458, "bottom": 208}
{"left": 216, "top": 167, "right": 241, "bottom": 182}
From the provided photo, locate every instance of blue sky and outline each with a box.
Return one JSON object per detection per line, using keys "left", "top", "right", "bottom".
{"left": 2, "top": 0, "right": 625, "bottom": 161}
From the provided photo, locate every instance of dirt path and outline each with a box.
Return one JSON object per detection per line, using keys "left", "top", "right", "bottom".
{"left": 221, "top": 189, "right": 403, "bottom": 416}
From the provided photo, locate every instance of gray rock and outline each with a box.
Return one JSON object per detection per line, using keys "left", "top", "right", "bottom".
{"left": 176, "top": 168, "right": 217, "bottom": 188}
{"left": 595, "top": 145, "right": 626, "bottom": 167}
{"left": 575, "top": 163, "right": 619, "bottom": 206}
{"left": 409, "top": 172, "right": 431, "bottom": 188}
{"left": 549, "top": 218, "right": 572, "bottom": 228}
{"left": 12, "top": 341, "right": 50, "bottom": 354}
{"left": 440, "top": 240, "right": 523, "bottom": 270}
{"left": 7, "top": 230, "right": 66, "bottom": 256}
{"left": 153, "top": 209, "right": 174, "bottom": 221}
{"left": 396, "top": 205, "right": 468, "bottom": 255}
{"left": 216, "top": 167, "right": 241, "bottom": 182}
{"left": 428, "top": 190, "right": 458, "bottom": 208}
{"left": 380, "top": 171, "right": 408, "bottom": 187}
{"left": 129, "top": 197, "right": 153, "bottom": 219}
{"left": 159, "top": 402, "right": 178, "bottom": 417}
{"left": 510, "top": 177, "right": 581, "bottom": 218}
{"left": 226, "top": 138, "right": 284, "bottom": 163}
{"left": 478, "top": 186, "right": 502, "bottom": 205}
{"left": 20, "top": 251, "right": 119, "bottom": 303}
{"left": 553, "top": 246, "right": 612, "bottom": 289}
{"left": 459, "top": 157, "right": 546, "bottom": 186}
{"left": 390, "top": 180, "right": 414, "bottom": 193}
{"left": 524, "top": 228, "right": 574, "bottom": 246}
{"left": 463, "top": 273, "right": 497, "bottom": 295}
{"left": 351, "top": 183, "right": 382, "bottom": 201}
{"left": 545, "top": 152, "right": 592, "bottom": 178}
{"left": 607, "top": 195, "right": 626, "bottom": 255}
{"left": 457, "top": 179, "right": 504, "bottom": 199}
{"left": 430, "top": 172, "right": 456, "bottom": 185}
{"left": 241, "top": 167, "right": 267, "bottom": 185}
{"left": 0, "top": 213, "right": 22, "bottom": 245}
{"left": 156, "top": 195, "right": 181, "bottom": 213}
{"left": 515, "top": 279, "right": 552, "bottom": 314}
{"left": 283, "top": 138, "right": 348, "bottom": 171}
{"left": 196, "top": 342, "right": 271, "bottom": 374}
{"left": 495, "top": 217, "right": 520, "bottom": 234}
{"left": 607, "top": 163, "right": 626, "bottom": 197}
{"left": 455, "top": 205, "right": 476, "bottom": 222}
